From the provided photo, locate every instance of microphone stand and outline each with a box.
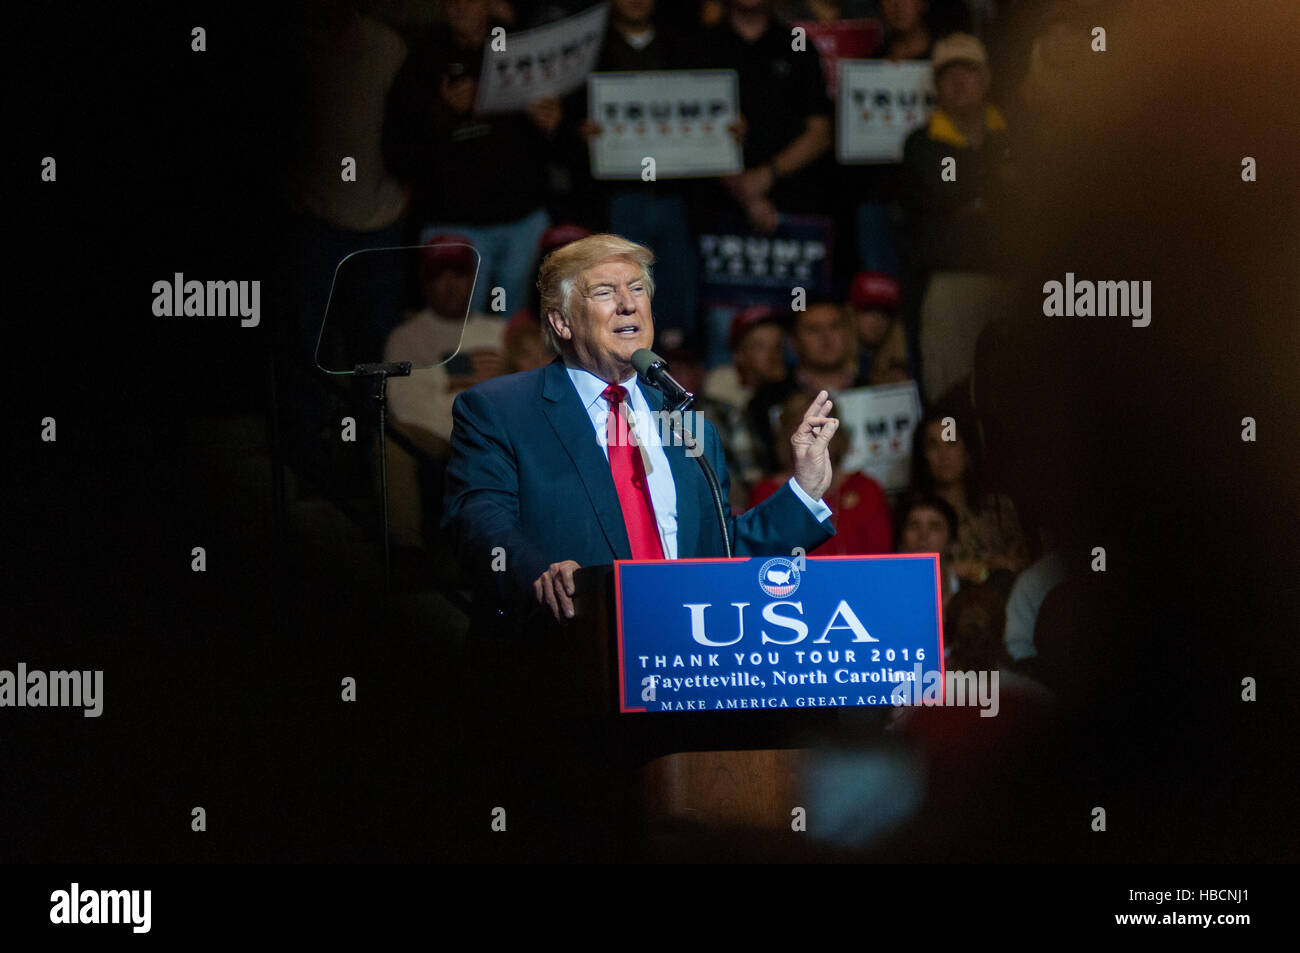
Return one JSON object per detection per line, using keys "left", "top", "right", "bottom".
{"left": 662, "top": 390, "right": 733, "bottom": 558}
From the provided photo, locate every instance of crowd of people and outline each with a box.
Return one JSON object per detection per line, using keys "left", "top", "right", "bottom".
{"left": 283, "top": 0, "right": 1106, "bottom": 686}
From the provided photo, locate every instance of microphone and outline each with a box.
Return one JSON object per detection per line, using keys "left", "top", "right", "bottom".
{"left": 632, "top": 348, "right": 694, "bottom": 411}
{"left": 632, "top": 349, "right": 729, "bottom": 555}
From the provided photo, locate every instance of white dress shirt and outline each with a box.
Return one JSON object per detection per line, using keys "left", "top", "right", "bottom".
{"left": 1003, "top": 551, "right": 1070, "bottom": 661}
{"left": 565, "top": 363, "right": 831, "bottom": 558}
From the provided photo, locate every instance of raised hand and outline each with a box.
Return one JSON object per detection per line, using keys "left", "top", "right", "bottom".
{"left": 791, "top": 390, "right": 838, "bottom": 501}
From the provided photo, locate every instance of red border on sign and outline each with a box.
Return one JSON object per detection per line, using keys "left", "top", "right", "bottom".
{"left": 615, "top": 554, "right": 946, "bottom": 713}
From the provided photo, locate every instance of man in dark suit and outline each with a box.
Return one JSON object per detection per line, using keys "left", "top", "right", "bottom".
{"left": 443, "top": 234, "right": 841, "bottom": 630}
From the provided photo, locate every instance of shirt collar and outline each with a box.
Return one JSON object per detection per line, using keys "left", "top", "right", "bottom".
{"left": 564, "top": 361, "right": 641, "bottom": 412}
{"left": 927, "top": 104, "right": 1008, "bottom": 148}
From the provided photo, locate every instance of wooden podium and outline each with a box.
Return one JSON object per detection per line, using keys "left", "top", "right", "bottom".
{"left": 565, "top": 565, "right": 817, "bottom": 846}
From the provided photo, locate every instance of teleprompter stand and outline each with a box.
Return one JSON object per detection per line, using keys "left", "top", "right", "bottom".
{"left": 353, "top": 361, "right": 411, "bottom": 599}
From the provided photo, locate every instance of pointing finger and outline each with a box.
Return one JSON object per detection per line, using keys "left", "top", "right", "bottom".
{"left": 804, "top": 391, "right": 829, "bottom": 417}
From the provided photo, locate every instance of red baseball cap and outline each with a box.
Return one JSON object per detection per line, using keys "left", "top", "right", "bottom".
{"left": 849, "top": 271, "right": 901, "bottom": 312}
{"left": 539, "top": 223, "right": 592, "bottom": 255}
{"left": 728, "top": 305, "right": 781, "bottom": 352}
{"left": 420, "top": 234, "right": 477, "bottom": 274}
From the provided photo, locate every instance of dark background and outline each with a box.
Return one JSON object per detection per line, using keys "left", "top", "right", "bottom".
{"left": 5, "top": 0, "right": 1298, "bottom": 866}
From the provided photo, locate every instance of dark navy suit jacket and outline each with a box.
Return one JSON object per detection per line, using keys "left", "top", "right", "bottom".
{"left": 442, "top": 356, "right": 835, "bottom": 626}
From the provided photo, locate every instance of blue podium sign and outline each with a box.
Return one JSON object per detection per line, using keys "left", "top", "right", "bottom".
{"left": 615, "top": 555, "right": 944, "bottom": 713}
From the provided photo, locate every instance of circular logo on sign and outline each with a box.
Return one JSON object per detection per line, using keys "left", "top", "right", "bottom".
{"left": 758, "top": 556, "right": 800, "bottom": 598}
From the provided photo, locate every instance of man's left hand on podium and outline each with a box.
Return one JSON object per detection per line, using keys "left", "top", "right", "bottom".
{"left": 534, "top": 559, "right": 582, "bottom": 622}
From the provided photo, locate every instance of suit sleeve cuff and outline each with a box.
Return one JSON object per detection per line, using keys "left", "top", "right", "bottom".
{"left": 787, "top": 476, "right": 832, "bottom": 523}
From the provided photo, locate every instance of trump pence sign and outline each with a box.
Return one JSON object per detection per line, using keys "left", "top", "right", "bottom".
{"left": 615, "top": 555, "right": 944, "bottom": 712}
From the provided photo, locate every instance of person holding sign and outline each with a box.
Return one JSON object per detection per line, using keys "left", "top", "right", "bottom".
{"left": 566, "top": 0, "right": 702, "bottom": 345}
{"left": 384, "top": 0, "right": 560, "bottom": 317}
{"left": 443, "top": 234, "right": 841, "bottom": 629}
{"left": 843, "top": 0, "right": 936, "bottom": 279}
{"left": 680, "top": 0, "right": 835, "bottom": 233}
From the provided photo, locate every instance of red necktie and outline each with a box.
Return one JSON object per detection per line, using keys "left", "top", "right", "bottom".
{"left": 601, "top": 384, "right": 665, "bottom": 560}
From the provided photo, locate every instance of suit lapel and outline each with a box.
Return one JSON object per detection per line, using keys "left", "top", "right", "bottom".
{"left": 642, "top": 384, "right": 702, "bottom": 559}
{"left": 541, "top": 357, "right": 632, "bottom": 559}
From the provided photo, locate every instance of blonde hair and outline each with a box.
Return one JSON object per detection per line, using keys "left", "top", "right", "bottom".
{"left": 536, "top": 234, "right": 655, "bottom": 353}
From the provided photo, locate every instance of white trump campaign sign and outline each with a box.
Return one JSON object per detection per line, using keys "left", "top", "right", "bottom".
{"left": 476, "top": 3, "right": 609, "bottom": 114}
{"left": 837, "top": 60, "right": 936, "bottom": 163}
{"left": 834, "top": 381, "right": 923, "bottom": 493}
{"left": 589, "top": 70, "right": 742, "bottom": 179}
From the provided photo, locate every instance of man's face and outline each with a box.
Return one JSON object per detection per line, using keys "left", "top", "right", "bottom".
{"left": 901, "top": 505, "right": 952, "bottom": 555}
{"left": 424, "top": 267, "right": 474, "bottom": 319}
{"left": 936, "top": 61, "right": 989, "bottom": 116}
{"left": 854, "top": 308, "right": 893, "bottom": 349}
{"left": 793, "top": 304, "right": 851, "bottom": 372}
{"left": 550, "top": 256, "right": 654, "bottom": 382}
{"left": 735, "top": 323, "right": 786, "bottom": 385}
